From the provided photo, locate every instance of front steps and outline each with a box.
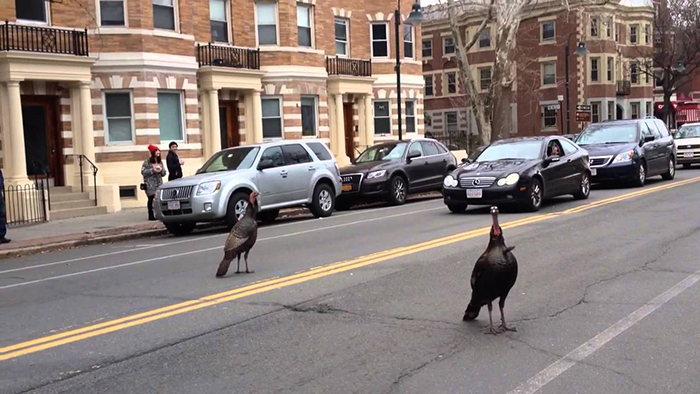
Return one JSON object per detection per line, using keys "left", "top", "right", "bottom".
{"left": 49, "top": 187, "right": 108, "bottom": 220}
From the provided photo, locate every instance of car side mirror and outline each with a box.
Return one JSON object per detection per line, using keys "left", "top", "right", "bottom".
{"left": 643, "top": 135, "right": 655, "bottom": 144}
{"left": 544, "top": 156, "right": 561, "bottom": 165}
{"left": 407, "top": 151, "right": 421, "bottom": 162}
{"left": 258, "top": 159, "right": 274, "bottom": 170}
{"left": 461, "top": 158, "right": 470, "bottom": 164}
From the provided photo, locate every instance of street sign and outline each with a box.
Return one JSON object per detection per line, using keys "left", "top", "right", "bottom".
{"left": 576, "top": 111, "right": 591, "bottom": 122}
{"left": 557, "top": 95, "right": 564, "bottom": 102}
{"left": 576, "top": 104, "right": 592, "bottom": 112}
{"left": 546, "top": 104, "right": 561, "bottom": 111}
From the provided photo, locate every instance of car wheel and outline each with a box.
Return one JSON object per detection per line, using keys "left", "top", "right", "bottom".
{"left": 632, "top": 162, "right": 647, "bottom": 187}
{"left": 683, "top": 163, "right": 692, "bottom": 169}
{"left": 388, "top": 176, "right": 408, "bottom": 206}
{"left": 447, "top": 203, "right": 467, "bottom": 213}
{"left": 573, "top": 172, "right": 591, "bottom": 200}
{"left": 257, "top": 209, "right": 279, "bottom": 224}
{"left": 522, "top": 178, "right": 543, "bottom": 212}
{"left": 225, "top": 192, "right": 250, "bottom": 229}
{"left": 310, "top": 183, "right": 335, "bottom": 218}
{"left": 661, "top": 157, "right": 676, "bottom": 180}
{"left": 165, "top": 222, "right": 195, "bottom": 236}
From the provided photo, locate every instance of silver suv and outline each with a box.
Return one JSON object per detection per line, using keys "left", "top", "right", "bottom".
{"left": 155, "top": 140, "right": 342, "bottom": 235}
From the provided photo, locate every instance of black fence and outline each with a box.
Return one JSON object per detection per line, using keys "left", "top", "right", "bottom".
{"left": 326, "top": 56, "right": 372, "bottom": 77}
{"left": 0, "top": 21, "right": 89, "bottom": 56}
{"left": 429, "top": 130, "right": 481, "bottom": 154}
{"left": 3, "top": 181, "right": 47, "bottom": 227}
{"left": 197, "top": 43, "right": 260, "bottom": 70}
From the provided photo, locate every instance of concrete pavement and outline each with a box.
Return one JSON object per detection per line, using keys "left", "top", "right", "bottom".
{"left": 1, "top": 169, "right": 700, "bottom": 393}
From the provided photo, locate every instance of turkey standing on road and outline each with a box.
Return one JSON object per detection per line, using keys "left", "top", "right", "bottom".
{"left": 216, "top": 191, "right": 259, "bottom": 277}
{"left": 462, "top": 206, "right": 518, "bottom": 334}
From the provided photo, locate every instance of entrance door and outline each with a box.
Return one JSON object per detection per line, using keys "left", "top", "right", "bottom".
{"left": 343, "top": 103, "right": 355, "bottom": 159}
{"left": 219, "top": 100, "right": 240, "bottom": 150}
{"left": 21, "top": 95, "right": 64, "bottom": 186}
{"left": 616, "top": 104, "right": 624, "bottom": 120}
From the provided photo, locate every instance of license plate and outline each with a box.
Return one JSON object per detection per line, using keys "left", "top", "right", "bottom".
{"left": 684, "top": 152, "right": 694, "bottom": 158}
{"left": 466, "top": 189, "right": 483, "bottom": 199}
{"left": 342, "top": 184, "right": 353, "bottom": 192}
{"left": 591, "top": 168, "right": 597, "bottom": 176}
{"left": 167, "top": 201, "right": 181, "bottom": 210}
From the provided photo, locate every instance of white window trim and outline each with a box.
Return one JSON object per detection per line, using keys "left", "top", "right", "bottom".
{"left": 16, "top": 0, "right": 51, "bottom": 26}
{"left": 424, "top": 75, "right": 434, "bottom": 97}
{"left": 542, "top": 105, "right": 558, "bottom": 130}
{"left": 103, "top": 90, "right": 136, "bottom": 145}
{"left": 152, "top": 0, "right": 180, "bottom": 32}
{"left": 404, "top": 25, "right": 414, "bottom": 60}
{"left": 445, "top": 111, "right": 458, "bottom": 134}
{"left": 630, "top": 24, "right": 639, "bottom": 45}
{"left": 405, "top": 100, "right": 416, "bottom": 134}
{"left": 370, "top": 22, "right": 389, "bottom": 59}
{"left": 209, "top": 0, "right": 232, "bottom": 44}
{"left": 261, "top": 96, "right": 284, "bottom": 140}
{"left": 589, "top": 57, "right": 601, "bottom": 83}
{"left": 300, "top": 95, "right": 318, "bottom": 138}
{"left": 422, "top": 38, "right": 433, "bottom": 59}
{"left": 157, "top": 90, "right": 186, "bottom": 143}
{"left": 607, "top": 101, "right": 615, "bottom": 120}
{"left": 631, "top": 102, "right": 640, "bottom": 119}
{"left": 445, "top": 71, "right": 457, "bottom": 95}
{"left": 591, "top": 101, "right": 602, "bottom": 123}
{"left": 630, "top": 60, "right": 640, "bottom": 85}
{"left": 607, "top": 57, "right": 615, "bottom": 82}
{"left": 334, "top": 17, "right": 350, "bottom": 57}
{"left": 96, "top": 0, "right": 129, "bottom": 28}
{"left": 540, "top": 21, "right": 556, "bottom": 44}
{"left": 606, "top": 17, "right": 613, "bottom": 38}
{"left": 443, "top": 36, "right": 455, "bottom": 57}
{"left": 590, "top": 17, "right": 599, "bottom": 38}
{"left": 541, "top": 61, "right": 557, "bottom": 87}
{"left": 477, "top": 28, "right": 492, "bottom": 50}
{"left": 478, "top": 67, "right": 492, "bottom": 92}
{"left": 373, "top": 100, "right": 392, "bottom": 136}
{"left": 297, "top": 3, "right": 315, "bottom": 49}
{"left": 255, "top": 1, "right": 280, "bottom": 47}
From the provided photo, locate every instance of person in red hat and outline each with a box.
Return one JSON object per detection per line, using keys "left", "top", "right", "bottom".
{"left": 141, "top": 144, "right": 167, "bottom": 221}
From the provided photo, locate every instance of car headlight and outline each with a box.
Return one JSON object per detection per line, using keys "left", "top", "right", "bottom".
{"left": 367, "top": 170, "right": 387, "bottom": 179}
{"left": 196, "top": 181, "right": 221, "bottom": 196}
{"left": 613, "top": 150, "right": 634, "bottom": 163}
{"left": 444, "top": 175, "right": 458, "bottom": 188}
{"left": 497, "top": 173, "right": 520, "bottom": 186}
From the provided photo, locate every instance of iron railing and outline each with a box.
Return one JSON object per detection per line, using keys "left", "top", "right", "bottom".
{"left": 0, "top": 21, "right": 89, "bottom": 56}
{"left": 197, "top": 43, "right": 260, "bottom": 69}
{"left": 617, "top": 80, "right": 631, "bottom": 96}
{"left": 326, "top": 56, "right": 372, "bottom": 77}
{"left": 3, "top": 182, "right": 47, "bottom": 227}
{"left": 67, "top": 154, "right": 98, "bottom": 206}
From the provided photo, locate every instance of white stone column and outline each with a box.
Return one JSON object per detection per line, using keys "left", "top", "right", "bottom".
{"left": 334, "top": 94, "right": 350, "bottom": 166}
{"left": 208, "top": 88, "right": 222, "bottom": 155}
{"left": 364, "top": 94, "right": 374, "bottom": 148}
{"left": 201, "top": 91, "right": 211, "bottom": 158}
{"left": 251, "top": 90, "right": 263, "bottom": 143}
{"left": 244, "top": 92, "right": 255, "bottom": 145}
{"left": 78, "top": 82, "right": 100, "bottom": 186}
{"left": 5, "top": 81, "right": 29, "bottom": 184}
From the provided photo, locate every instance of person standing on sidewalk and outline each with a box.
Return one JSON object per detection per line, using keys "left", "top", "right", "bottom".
{"left": 0, "top": 168, "right": 10, "bottom": 244}
{"left": 166, "top": 141, "right": 184, "bottom": 181}
{"left": 141, "top": 145, "right": 166, "bottom": 221}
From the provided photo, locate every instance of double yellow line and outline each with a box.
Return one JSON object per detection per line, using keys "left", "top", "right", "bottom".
{"left": 1, "top": 176, "right": 699, "bottom": 361}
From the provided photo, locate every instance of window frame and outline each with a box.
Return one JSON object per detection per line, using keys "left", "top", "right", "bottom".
{"left": 607, "top": 101, "right": 615, "bottom": 120}
{"left": 98, "top": 0, "right": 127, "bottom": 27}
{"left": 152, "top": 0, "right": 178, "bottom": 32}
{"left": 373, "top": 100, "right": 392, "bottom": 135}
{"left": 606, "top": 17, "right": 613, "bottom": 38}
{"left": 630, "top": 61, "right": 639, "bottom": 84}
{"left": 157, "top": 90, "right": 186, "bottom": 142}
{"left": 16, "top": 0, "right": 51, "bottom": 25}
{"left": 446, "top": 72, "right": 457, "bottom": 94}
{"left": 478, "top": 28, "right": 491, "bottom": 49}
{"left": 255, "top": 1, "right": 279, "bottom": 46}
{"left": 445, "top": 111, "right": 458, "bottom": 135}
{"left": 422, "top": 38, "right": 433, "bottom": 58}
{"left": 403, "top": 25, "right": 414, "bottom": 59}
{"left": 209, "top": 0, "right": 231, "bottom": 43}
{"left": 443, "top": 36, "right": 455, "bottom": 55}
{"left": 630, "top": 24, "right": 639, "bottom": 44}
{"left": 541, "top": 61, "right": 556, "bottom": 87}
{"left": 479, "top": 67, "right": 492, "bottom": 92}
{"left": 334, "top": 17, "right": 349, "bottom": 57}
{"left": 300, "top": 95, "right": 318, "bottom": 137}
{"left": 644, "top": 24, "right": 650, "bottom": 44}
{"left": 631, "top": 102, "right": 640, "bottom": 119}
{"left": 590, "top": 57, "right": 600, "bottom": 82}
{"left": 103, "top": 90, "right": 135, "bottom": 145}
{"left": 646, "top": 102, "right": 652, "bottom": 118}
{"left": 424, "top": 75, "right": 434, "bottom": 97}
{"left": 542, "top": 106, "right": 557, "bottom": 129}
{"left": 541, "top": 21, "right": 555, "bottom": 42}
{"left": 591, "top": 101, "right": 601, "bottom": 123}
{"left": 370, "top": 22, "right": 389, "bottom": 58}
{"left": 405, "top": 100, "right": 416, "bottom": 134}
{"left": 607, "top": 57, "right": 614, "bottom": 82}
{"left": 261, "top": 97, "right": 284, "bottom": 139}
{"left": 297, "top": 3, "right": 314, "bottom": 48}
{"left": 590, "top": 16, "right": 599, "bottom": 38}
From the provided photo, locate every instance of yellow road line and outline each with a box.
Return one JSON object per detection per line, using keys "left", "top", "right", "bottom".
{"left": 2, "top": 176, "right": 699, "bottom": 361}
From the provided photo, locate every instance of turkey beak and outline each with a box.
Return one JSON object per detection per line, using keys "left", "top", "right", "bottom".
{"left": 491, "top": 206, "right": 500, "bottom": 236}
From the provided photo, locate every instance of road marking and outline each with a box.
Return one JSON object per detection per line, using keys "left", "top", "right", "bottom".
{"left": 1, "top": 176, "right": 698, "bottom": 361}
{"left": 508, "top": 269, "right": 700, "bottom": 394}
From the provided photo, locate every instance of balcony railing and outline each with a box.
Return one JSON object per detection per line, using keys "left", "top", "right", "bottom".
{"left": 326, "top": 56, "right": 372, "bottom": 77}
{"left": 0, "top": 21, "right": 89, "bottom": 56}
{"left": 617, "top": 80, "right": 631, "bottom": 96}
{"left": 197, "top": 43, "right": 260, "bottom": 70}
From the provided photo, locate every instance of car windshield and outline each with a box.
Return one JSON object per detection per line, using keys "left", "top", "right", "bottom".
{"left": 355, "top": 143, "right": 407, "bottom": 163}
{"left": 200, "top": 147, "right": 260, "bottom": 173}
{"left": 476, "top": 141, "right": 543, "bottom": 162}
{"left": 576, "top": 124, "right": 638, "bottom": 145}
{"left": 676, "top": 125, "right": 700, "bottom": 139}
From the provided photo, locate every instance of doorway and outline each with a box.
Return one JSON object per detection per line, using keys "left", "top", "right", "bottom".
{"left": 21, "top": 95, "right": 64, "bottom": 186}
{"left": 219, "top": 100, "right": 240, "bottom": 149}
{"left": 343, "top": 102, "right": 355, "bottom": 159}
{"left": 616, "top": 104, "right": 624, "bottom": 120}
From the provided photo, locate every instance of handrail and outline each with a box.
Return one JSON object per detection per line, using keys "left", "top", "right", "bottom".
{"left": 66, "top": 154, "right": 99, "bottom": 207}
{"left": 0, "top": 20, "right": 89, "bottom": 56}
{"left": 326, "top": 56, "right": 372, "bottom": 77}
{"left": 197, "top": 43, "right": 260, "bottom": 69}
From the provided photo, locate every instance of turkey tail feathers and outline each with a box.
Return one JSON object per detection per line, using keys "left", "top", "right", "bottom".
{"left": 216, "top": 250, "right": 236, "bottom": 278}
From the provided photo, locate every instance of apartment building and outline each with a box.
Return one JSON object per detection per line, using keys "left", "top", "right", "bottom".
{"left": 0, "top": 0, "right": 424, "bottom": 215}
{"left": 421, "top": 0, "right": 654, "bottom": 143}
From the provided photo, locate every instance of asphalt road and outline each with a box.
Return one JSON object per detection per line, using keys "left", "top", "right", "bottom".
{"left": 2, "top": 169, "right": 700, "bottom": 394}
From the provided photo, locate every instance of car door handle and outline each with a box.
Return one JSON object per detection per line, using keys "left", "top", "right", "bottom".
{"left": 280, "top": 170, "right": 288, "bottom": 178}
{"left": 308, "top": 166, "right": 315, "bottom": 172}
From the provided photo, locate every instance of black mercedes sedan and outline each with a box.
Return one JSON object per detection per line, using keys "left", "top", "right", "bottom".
{"left": 442, "top": 136, "right": 591, "bottom": 212}
{"left": 337, "top": 138, "right": 458, "bottom": 208}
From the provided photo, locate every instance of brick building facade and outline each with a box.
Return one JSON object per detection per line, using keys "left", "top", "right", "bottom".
{"left": 421, "top": 0, "right": 654, "bottom": 145}
{"left": 0, "top": 0, "right": 424, "bottom": 214}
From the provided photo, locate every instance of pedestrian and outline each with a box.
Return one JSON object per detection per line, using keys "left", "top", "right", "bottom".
{"left": 141, "top": 144, "right": 167, "bottom": 221}
{"left": 166, "top": 141, "right": 184, "bottom": 181}
{"left": 0, "top": 168, "right": 10, "bottom": 244}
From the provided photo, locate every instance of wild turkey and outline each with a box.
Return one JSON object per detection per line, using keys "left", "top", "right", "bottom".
{"left": 216, "top": 191, "right": 259, "bottom": 277}
{"left": 463, "top": 206, "right": 518, "bottom": 334}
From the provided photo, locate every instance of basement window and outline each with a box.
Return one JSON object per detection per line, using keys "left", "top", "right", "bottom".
{"left": 119, "top": 186, "right": 137, "bottom": 199}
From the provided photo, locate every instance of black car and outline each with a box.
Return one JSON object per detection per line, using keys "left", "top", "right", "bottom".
{"left": 337, "top": 138, "right": 458, "bottom": 208}
{"left": 442, "top": 137, "right": 591, "bottom": 212}
{"left": 575, "top": 118, "right": 677, "bottom": 186}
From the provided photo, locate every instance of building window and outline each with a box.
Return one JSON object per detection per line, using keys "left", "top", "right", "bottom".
{"left": 335, "top": 18, "right": 349, "bottom": 56}
{"left": 646, "top": 102, "right": 652, "bottom": 117}
{"left": 607, "top": 17, "right": 613, "bottom": 38}
{"left": 425, "top": 76, "right": 434, "bottom": 96}
{"left": 631, "top": 61, "right": 639, "bottom": 84}
{"left": 444, "top": 37, "right": 455, "bottom": 55}
{"left": 630, "top": 25, "right": 638, "bottom": 44}
{"left": 590, "top": 17, "right": 599, "bottom": 37}
{"left": 607, "top": 57, "right": 614, "bottom": 82}
{"left": 297, "top": 4, "right": 313, "bottom": 47}
{"left": 541, "top": 21, "right": 555, "bottom": 42}
{"left": 262, "top": 98, "right": 282, "bottom": 138}
{"left": 446, "top": 112, "right": 458, "bottom": 135}
{"left": 607, "top": 101, "right": 615, "bottom": 120}
{"left": 591, "top": 57, "right": 600, "bottom": 82}
{"left": 479, "top": 67, "right": 492, "bottom": 91}
{"left": 104, "top": 92, "right": 133, "bottom": 143}
{"left": 543, "top": 106, "right": 557, "bottom": 128}
{"left": 300, "top": 96, "right": 317, "bottom": 137}
{"left": 655, "top": 69, "right": 664, "bottom": 87}
{"left": 644, "top": 25, "right": 650, "bottom": 44}
{"left": 100, "top": 0, "right": 125, "bottom": 26}
{"left": 404, "top": 25, "right": 414, "bottom": 59}
{"left": 422, "top": 39, "right": 432, "bottom": 58}
{"left": 542, "top": 62, "right": 556, "bottom": 86}
{"left": 591, "top": 102, "right": 601, "bottom": 123}
{"left": 479, "top": 28, "right": 491, "bottom": 48}
{"left": 210, "top": 0, "right": 228, "bottom": 43}
{"left": 374, "top": 101, "right": 391, "bottom": 135}
{"left": 615, "top": 24, "right": 620, "bottom": 42}
{"left": 371, "top": 23, "right": 389, "bottom": 57}
{"left": 16, "top": 0, "right": 48, "bottom": 23}
{"left": 405, "top": 101, "right": 416, "bottom": 133}
{"left": 153, "top": 0, "right": 176, "bottom": 30}
{"left": 645, "top": 62, "right": 651, "bottom": 83}
{"left": 157, "top": 92, "right": 184, "bottom": 141}
{"left": 446, "top": 72, "right": 456, "bottom": 94}
{"left": 631, "top": 102, "right": 640, "bottom": 119}
{"left": 257, "top": 2, "right": 277, "bottom": 45}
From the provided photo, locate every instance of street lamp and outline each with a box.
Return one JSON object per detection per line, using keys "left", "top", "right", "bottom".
{"left": 395, "top": 0, "right": 424, "bottom": 141}
{"left": 564, "top": 35, "right": 588, "bottom": 134}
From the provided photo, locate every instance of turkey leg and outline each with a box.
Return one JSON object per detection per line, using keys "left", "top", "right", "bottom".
{"left": 234, "top": 254, "right": 242, "bottom": 274}
{"left": 243, "top": 250, "right": 254, "bottom": 274}
{"left": 498, "top": 297, "right": 517, "bottom": 332}
{"left": 485, "top": 302, "right": 499, "bottom": 335}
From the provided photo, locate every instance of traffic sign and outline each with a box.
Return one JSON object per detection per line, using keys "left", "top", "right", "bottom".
{"left": 576, "top": 111, "right": 591, "bottom": 122}
{"left": 576, "top": 104, "right": 591, "bottom": 112}
{"left": 557, "top": 95, "right": 564, "bottom": 102}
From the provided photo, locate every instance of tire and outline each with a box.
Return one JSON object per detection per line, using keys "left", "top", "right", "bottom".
{"left": 165, "top": 222, "right": 195, "bottom": 236}
{"left": 522, "top": 178, "right": 543, "bottom": 212}
{"left": 257, "top": 209, "right": 279, "bottom": 224}
{"left": 225, "top": 192, "right": 251, "bottom": 229}
{"left": 683, "top": 163, "right": 692, "bottom": 169}
{"left": 661, "top": 157, "right": 676, "bottom": 180}
{"left": 447, "top": 203, "right": 467, "bottom": 213}
{"left": 573, "top": 172, "right": 591, "bottom": 200}
{"left": 387, "top": 176, "right": 408, "bottom": 206}
{"left": 632, "top": 161, "right": 647, "bottom": 187}
{"left": 310, "top": 183, "right": 335, "bottom": 218}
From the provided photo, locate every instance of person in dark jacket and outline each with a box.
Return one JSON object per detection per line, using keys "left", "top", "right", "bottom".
{"left": 166, "top": 141, "right": 183, "bottom": 181}
{"left": 0, "top": 169, "right": 10, "bottom": 244}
